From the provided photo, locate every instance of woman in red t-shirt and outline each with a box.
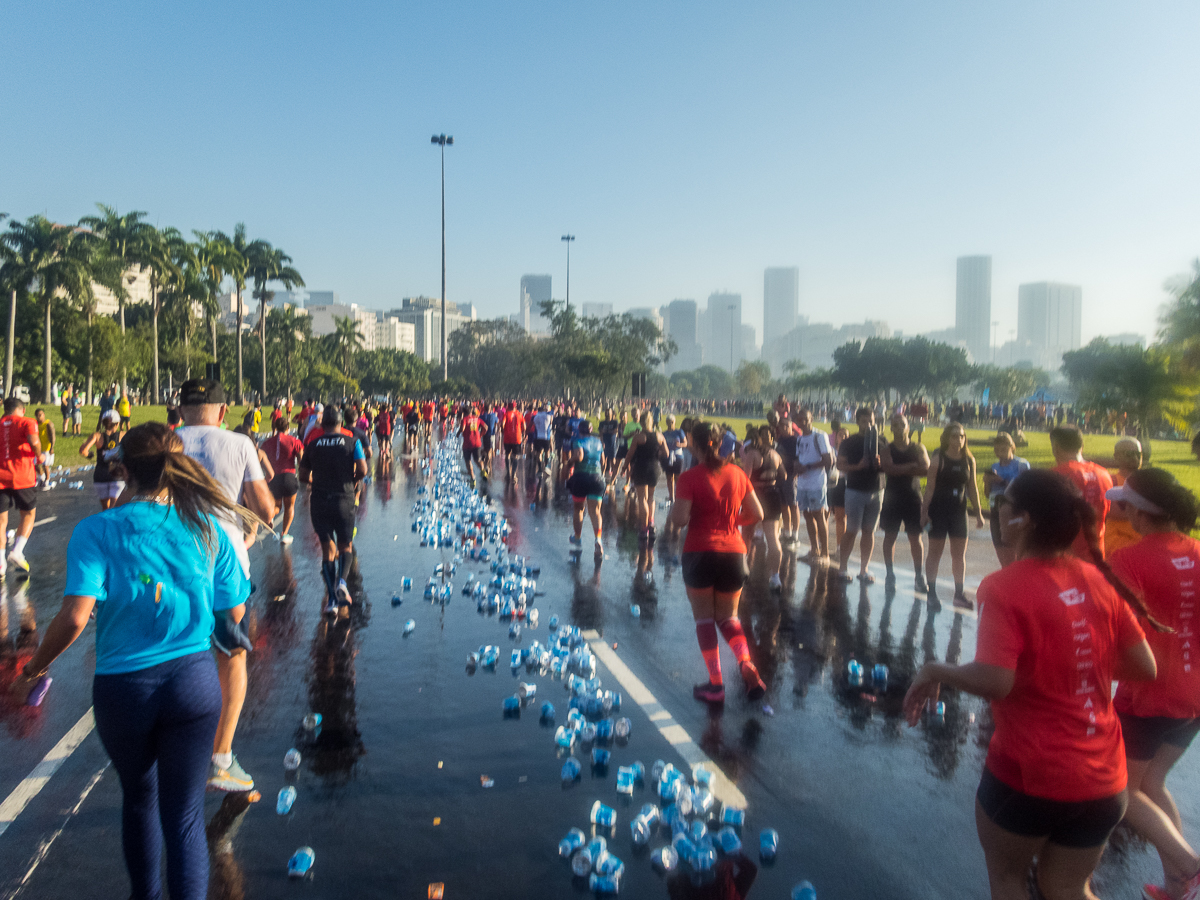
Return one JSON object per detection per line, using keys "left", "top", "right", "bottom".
{"left": 261, "top": 416, "right": 304, "bottom": 544}
{"left": 1107, "top": 469, "right": 1200, "bottom": 900}
{"left": 904, "top": 469, "right": 1157, "bottom": 900}
{"left": 668, "top": 422, "right": 765, "bottom": 705}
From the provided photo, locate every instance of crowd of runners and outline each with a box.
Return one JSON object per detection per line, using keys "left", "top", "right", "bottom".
{"left": 4, "top": 386, "right": 1200, "bottom": 899}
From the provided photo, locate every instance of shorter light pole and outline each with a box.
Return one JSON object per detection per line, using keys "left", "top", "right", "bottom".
{"left": 561, "top": 235, "right": 575, "bottom": 311}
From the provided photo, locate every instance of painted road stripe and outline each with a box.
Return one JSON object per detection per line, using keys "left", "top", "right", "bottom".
{"left": 0, "top": 709, "right": 95, "bottom": 838}
{"left": 582, "top": 630, "right": 748, "bottom": 810}
{"left": 6, "top": 762, "right": 108, "bottom": 900}
{"left": 30, "top": 517, "right": 57, "bottom": 528}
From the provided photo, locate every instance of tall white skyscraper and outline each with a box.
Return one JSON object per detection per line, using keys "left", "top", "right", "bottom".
{"left": 763, "top": 267, "right": 799, "bottom": 340}
{"left": 1018, "top": 282, "right": 1082, "bottom": 354}
{"left": 706, "top": 292, "right": 743, "bottom": 372}
{"left": 519, "top": 275, "right": 552, "bottom": 334}
{"left": 665, "top": 299, "right": 702, "bottom": 373}
{"left": 955, "top": 256, "right": 992, "bottom": 363}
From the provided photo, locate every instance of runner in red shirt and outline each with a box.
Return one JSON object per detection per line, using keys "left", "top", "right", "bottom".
{"left": 1051, "top": 425, "right": 1114, "bottom": 563}
{"left": 461, "top": 408, "right": 486, "bottom": 487}
{"left": 904, "top": 468, "right": 1156, "bottom": 899}
{"left": 1107, "top": 469, "right": 1200, "bottom": 900}
{"left": 668, "top": 421, "right": 765, "bottom": 704}
{"left": 501, "top": 402, "right": 526, "bottom": 482}
{"left": 0, "top": 397, "right": 41, "bottom": 577}
{"left": 421, "top": 400, "right": 436, "bottom": 449}
{"left": 261, "top": 417, "right": 305, "bottom": 544}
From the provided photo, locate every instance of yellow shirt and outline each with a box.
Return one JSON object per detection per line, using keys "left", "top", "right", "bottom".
{"left": 252, "top": 409, "right": 262, "bottom": 433}
{"left": 117, "top": 397, "right": 131, "bottom": 416}
{"left": 1105, "top": 471, "right": 1142, "bottom": 555}
{"left": 38, "top": 420, "right": 53, "bottom": 449}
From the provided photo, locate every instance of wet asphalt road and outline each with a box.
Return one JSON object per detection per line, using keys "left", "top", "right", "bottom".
{"left": 0, "top": 447, "right": 1195, "bottom": 900}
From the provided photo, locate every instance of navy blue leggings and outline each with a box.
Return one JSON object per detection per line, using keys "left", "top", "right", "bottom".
{"left": 93, "top": 651, "right": 222, "bottom": 900}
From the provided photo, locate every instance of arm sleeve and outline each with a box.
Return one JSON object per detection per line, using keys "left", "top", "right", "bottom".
{"left": 212, "top": 521, "right": 251, "bottom": 612}
{"left": 1115, "top": 597, "right": 1147, "bottom": 651}
{"left": 973, "top": 579, "right": 1023, "bottom": 670}
{"left": 354, "top": 440, "right": 365, "bottom": 461}
{"left": 64, "top": 518, "right": 107, "bottom": 601}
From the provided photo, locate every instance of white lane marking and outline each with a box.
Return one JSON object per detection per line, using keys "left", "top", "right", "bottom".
{"left": 30, "top": 517, "right": 57, "bottom": 528}
{"left": 6, "top": 762, "right": 108, "bottom": 900}
{"left": 0, "top": 708, "right": 95, "bottom": 838}
{"left": 583, "top": 631, "right": 748, "bottom": 809}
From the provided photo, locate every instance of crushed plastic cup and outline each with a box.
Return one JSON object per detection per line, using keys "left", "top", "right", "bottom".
{"left": 716, "top": 825, "right": 741, "bottom": 854}
{"left": 651, "top": 845, "right": 679, "bottom": 872}
{"left": 555, "top": 725, "right": 576, "bottom": 749}
{"left": 613, "top": 717, "right": 631, "bottom": 740}
{"left": 791, "top": 881, "right": 818, "bottom": 900}
{"left": 540, "top": 701, "right": 556, "bottom": 722}
{"left": 404, "top": 619, "right": 416, "bottom": 635}
{"left": 562, "top": 757, "right": 582, "bottom": 782}
{"left": 590, "top": 799, "right": 617, "bottom": 827}
{"left": 287, "top": 846, "right": 315, "bottom": 878}
{"left": 284, "top": 749, "right": 302, "bottom": 771}
{"left": 559, "top": 826, "right": 586, "bottom": 857}
{"left": 591, "top": 747, "right": 611, "bottom": 768}
{"left": 631, "top": 815, "right": 653, "bottom": 845}
{"left": 720, "top": 806, "right": 745, "bottom": 827}
{"left": 616, "top": 766, "right": 636, "bottom": 795}
{"left": 302, "top": 713, "right": 322, "bottom": 730}
{"left": 276, "top": 786, "right": 297, "bottom": 815}
{"left": 503, "top": 695, "right": 521, "bottom": 714}
{"left": 759, "top": 828, "right": 779, "bottom": 862}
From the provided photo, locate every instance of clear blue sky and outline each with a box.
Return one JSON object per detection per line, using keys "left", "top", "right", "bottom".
{"left": 3, "top": 1, "right": 1198, "bottom": 348}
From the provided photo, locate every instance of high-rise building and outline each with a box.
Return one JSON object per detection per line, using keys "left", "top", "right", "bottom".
{"left": 375, "top": 317, "right": 417, "bottom": 354}
{"left": 706, "top": 292, "right": 743, "bottom": 372}
{"left": 955, "top": 256, "right": 992, "bottom": 363}
{"left": 1018, "top": 282, "right": 1082, "bottom": 354}
{"left": 519, "top": 275, "right": 552, "bottom": 335}
{"left": 763, "top": 267, "right": 799, "bottom": 341}
{"left": 387, "top": 297, "right": 477, "bottom": 364}
{"left": 307, "top": 303, "right": 379, "bottom": 351}
{"left": 580, "top": 302, "right": 613, "bottom": 319}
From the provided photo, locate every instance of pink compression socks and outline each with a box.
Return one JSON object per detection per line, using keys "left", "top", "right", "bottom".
{"left": 695, "top": 619, "right": 722, "bottom": 685}
{"left": 717, "top": 617, "right": 751, "bottom": 664}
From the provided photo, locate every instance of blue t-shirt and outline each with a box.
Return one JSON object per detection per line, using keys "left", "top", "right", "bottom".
{"left": 65, "top": 502, "right": 250, "bottom": 675}
{"left": 573, "top": 435, "right": 605, "bottom": 476}
{"left": 990, "top": 456, "right": 1031, "bottom": 501}
{"left": 664, "top": 429, "right": 686, "bottom": 464}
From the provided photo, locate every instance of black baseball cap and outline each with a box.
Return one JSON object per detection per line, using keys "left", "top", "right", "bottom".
{"left": 179, "top": 379, "right": 227, "bottom": 406}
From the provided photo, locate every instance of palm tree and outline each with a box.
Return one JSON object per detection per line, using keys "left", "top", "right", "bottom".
{"left": 330, "top": 315, "right": 365, "bottom": 379}
{"left": 246, "top": 242, "right": 304, "bottom": 401}
{"left": 0, "top": 216, "right": 92, "bottom": 402}
{"left": 210, "top": 225, "right": 264, "bottom": 403}
{"left": 267, "top": 304, "right": 312, "bottom": 399}
{"left": 159, "top": 239, "right": 206, "bottom": 383}
{"left": 78, "top": 238, "right": 123, "bottom": 403}
{"left": 139, "top": 226, "right": 186, "bottom": 403}
{"left": 193, "top": 231, "right": 234, "bottom": 362}
{"left": 78, "top": 205, "right": 153, "bottom": 391}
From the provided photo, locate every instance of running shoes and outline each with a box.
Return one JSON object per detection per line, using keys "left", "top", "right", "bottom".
{"left": 740, "top": 661, "right": 767, "bottom": 701}
{"left": 693, "top": 682, "right": 726, "bottom": 703}
{"left": 208, "top": 755, "right": 255, "bottom": 792}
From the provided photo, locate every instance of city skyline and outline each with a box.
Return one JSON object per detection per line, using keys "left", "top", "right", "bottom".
{"left": 4, "top": 2, "right": 1197, "bottom": 348}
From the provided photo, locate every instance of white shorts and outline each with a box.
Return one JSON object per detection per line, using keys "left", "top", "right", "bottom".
{"left": 39, "top": 452, "right": 54, "bottom": 467}
{"left": 95, "top": 481, "right": 126, "bottom": 501}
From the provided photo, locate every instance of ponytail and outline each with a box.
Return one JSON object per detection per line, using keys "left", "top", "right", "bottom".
{"left": 691, "top": 421, "right": 725, "bottom": 471}
{"left": 1079, "top": 495, "right": 1171, "bottom": 634}
{"left": 120, "top": 422, "right": 268, "bottom": 554}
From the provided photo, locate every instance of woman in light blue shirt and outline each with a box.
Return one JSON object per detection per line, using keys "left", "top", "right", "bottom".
{"left": 10, "top": 423, "right": 253, "bottom": 900}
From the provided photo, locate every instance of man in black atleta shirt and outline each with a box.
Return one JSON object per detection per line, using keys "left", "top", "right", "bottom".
{"left": 299, "top": 405, "right": 367, "bottom": 616}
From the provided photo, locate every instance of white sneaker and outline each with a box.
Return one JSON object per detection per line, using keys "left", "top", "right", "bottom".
{"left": 7, "top": 551, "right": 29, "bottom": 577}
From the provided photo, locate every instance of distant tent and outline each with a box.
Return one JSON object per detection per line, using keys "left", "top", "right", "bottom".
{"left": 1020, "top": 389, "right": 1062, "bottom": 404}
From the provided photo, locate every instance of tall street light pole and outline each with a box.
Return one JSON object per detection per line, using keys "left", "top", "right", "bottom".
{"left": 561, "top": 235, "right": 575, "bottom": 311}
{"left": 431, "top": 134, "right": 453, "bottom": 382}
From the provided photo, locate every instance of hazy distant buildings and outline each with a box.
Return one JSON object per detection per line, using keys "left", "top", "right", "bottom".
{"left": 763, "top": 267, "right": 799, "bottom": 340}
{"left": 374, "top": 317, "right": 416, "bottom": 354}
{"left": 307, "top": 303, "right": 380, "bottom": 351}
{"left": 1018, "top": 282, "right": 1082, "bottom": 355}
{"left": 1105, "top": 332, "right": 1145, "bottom": 347}
{"left": 581, "top": 302, "right": 613, "bottom": 319}
{"left": 665, "top": 299, "right": 703, "bottom": 373}
{"left": 955, "top": 256, "right": 992, "bottom": 363}
{"left": 387, "top": 296, "right": 477, "bottom": 364}
{"left": 519, "top": 275, "right": 552, "bottom": 335}
{"left": 765, "top": 320, "right": 891, "bottom": 375}
{"left": 705, "top": 292, "right": 745, "bottom": 372}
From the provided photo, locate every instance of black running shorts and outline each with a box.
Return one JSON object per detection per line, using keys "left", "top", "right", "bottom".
{"left": 269, "top": 472, "right": 300, "bottom": 500}
{"left": 310, "top": 492, "right": 356, "bottom": 544}
{"left": 1118, "top": 711, "right": 1200, "bottom": 761}
{"left": 0, "top": 487, "right": 36, "bottom": 513}
{"left": 880, "top": 491, "right": 922, "bottom": 535}
{"left": 976, "top": 767, "right": 1126, "bottom": 849}
{"left": 681, "top": 552, "right": 748, "bottom": 593}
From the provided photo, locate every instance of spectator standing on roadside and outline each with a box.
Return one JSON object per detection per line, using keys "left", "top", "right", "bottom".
{"left": 879, "top": 413, "right": 929, "bottom": 592}
{"left": 117, "top": 388, "right": 133, "bottom": 430}
{"left": 34, "top": 408, "right": 56, "bottom": 489}
{"left": 983, "top": 433, "right": 1029, "bottom": 568}
{"left": 176, "top": 379, "right": 276, "bottom": 794}
{"left": 793, "top": 408, "right": 832, "bottom": 565}
{"left": 836, "top": 407, "right": 884, "bottom": 584}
